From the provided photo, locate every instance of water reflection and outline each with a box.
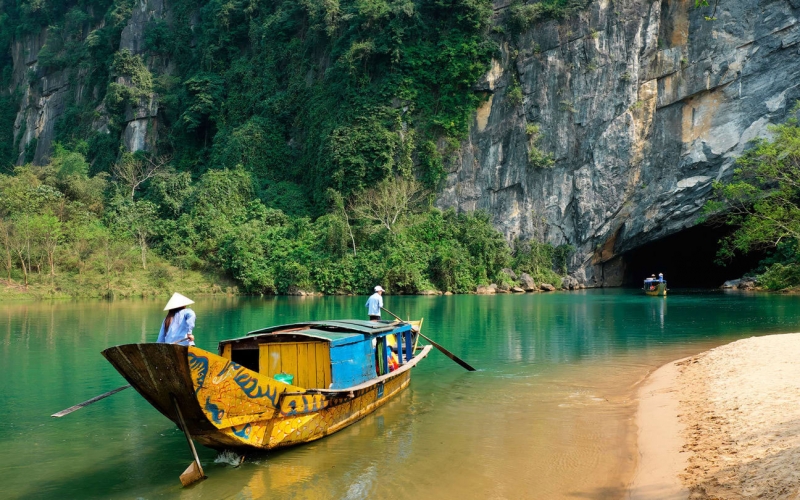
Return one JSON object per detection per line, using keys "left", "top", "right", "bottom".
{"left": 1, "top": 291, "right": 799, "bottom": 499}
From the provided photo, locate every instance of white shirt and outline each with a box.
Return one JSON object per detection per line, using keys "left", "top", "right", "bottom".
{"left": 366, "top": 293, "right": 383, "bottom": 316}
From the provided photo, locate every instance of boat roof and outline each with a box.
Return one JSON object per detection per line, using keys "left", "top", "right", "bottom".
{"left": 248, "top": 320, "right": 399, "bottom": 336}
{"left": 222, "top": 320, "right": 411, "bottom": 347}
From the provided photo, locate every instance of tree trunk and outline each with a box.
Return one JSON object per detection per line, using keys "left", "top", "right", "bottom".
{"left": 15, "top": 248, "right": 28, "bottom": 287}
{"left": 139, "top": 233, "right": 147, "bottom": 270}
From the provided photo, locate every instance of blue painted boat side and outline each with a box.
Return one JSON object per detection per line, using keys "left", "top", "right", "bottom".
{"left": 330, "top": 338, "right": 376, "bottom": 389}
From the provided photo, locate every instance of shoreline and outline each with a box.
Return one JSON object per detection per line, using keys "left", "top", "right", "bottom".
{"left": 2, "top": 284, "right": 787, "bottom": 302}
{"left": 630, "top": 333, "right": 800, "bottom": 499}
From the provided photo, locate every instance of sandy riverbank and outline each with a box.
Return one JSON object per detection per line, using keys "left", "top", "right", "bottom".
{"left": 630, "top": 333, "right": 800, "bottom": 499}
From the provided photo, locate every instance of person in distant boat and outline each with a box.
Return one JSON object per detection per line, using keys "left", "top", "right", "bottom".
{"left": 366, "top": 285, "right": 384, "bottom": 321}
{"left": 157, "top": 292, "right": 196, "bottom": 346}
{"left": 658, "top": 273, "right": 664, "bottom": 282}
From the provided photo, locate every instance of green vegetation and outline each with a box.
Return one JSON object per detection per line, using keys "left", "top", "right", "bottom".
{"left": 525, "top": 123, "right": 554, "bottom": 169}
{"left": 512, "top": 240, "right": 572, "bottom": 286}
{"left": 1, "top": 0, "right": 498, "bottom": 194}
{"left": 0, "top": 147, "right": 227, "bottom": 298}
{"left": 507, "top": 78, "right": 524, "bottom": 106}
{"left": 0, "top": 0, "right": 580, "bottom": 297}
{"left": 508, "top": 0, "right": 590, "bottom": 34}
{"left": 0, "top": 147, "right": 572, "bottom": 296}
{"left": 705, "top": 109, "right": 800, "bottom": 290}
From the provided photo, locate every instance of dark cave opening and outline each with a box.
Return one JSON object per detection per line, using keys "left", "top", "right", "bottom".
{"left": 620, "top": 224, "right": 768, "bottom": 288}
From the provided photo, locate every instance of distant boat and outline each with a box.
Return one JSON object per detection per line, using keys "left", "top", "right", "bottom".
{"left": 643, "top": 278, "right": 667, "bottom": 296}
{"left": 102, "top": 319, "right": 431, "bottom": 451}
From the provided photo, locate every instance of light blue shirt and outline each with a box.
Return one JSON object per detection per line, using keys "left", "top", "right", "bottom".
{"left": 157, "top": 308, "right": 196, "bottom": 346}
{"left": 366, "top": 293, "right": 383, "bottom": 316}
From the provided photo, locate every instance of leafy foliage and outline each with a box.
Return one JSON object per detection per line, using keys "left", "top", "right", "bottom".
{"left": 0, "top": 0, "right": 581, "bottom": 296}
{"left": 508, "top": 0, "right": 590, "bottom": 34}
{"left": 706, "top": 114, "right": 800, "bottom": 289}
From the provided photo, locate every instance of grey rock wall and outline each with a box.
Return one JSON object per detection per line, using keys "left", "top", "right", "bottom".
{"left": 437, "top": 0, "right": 800, "bottom": 286}
{"left": 10, "top": 0, "right": 165, "bottom": 164}
{"left": 119, "top": 0, "right": 165, "bottom": 153}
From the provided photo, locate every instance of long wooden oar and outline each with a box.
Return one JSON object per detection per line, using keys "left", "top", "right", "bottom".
{"left": 381, "top": 307, "right": 476, "bottom": 371}
{"left": 173, "top": 395, "right": 207, "bottom": 486}
{"left": 51, "top": 385, "right": 131, "bottom": 417}
{"left": 51, "top": 336, "right": 193, "bottom": 418}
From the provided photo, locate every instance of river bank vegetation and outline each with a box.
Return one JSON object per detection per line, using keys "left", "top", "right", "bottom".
{"left": 0, "top": 145, "right": 569, "bottom": 298}
{"left": 706, "top": 108, "right": 800, "bottom": 291}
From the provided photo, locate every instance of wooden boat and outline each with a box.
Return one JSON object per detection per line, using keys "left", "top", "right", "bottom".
{"left": 643, "top": 280, "right": 667, "bottom": 296}
{"left": 102, "top": 319, "right": 431, "bottom": 451}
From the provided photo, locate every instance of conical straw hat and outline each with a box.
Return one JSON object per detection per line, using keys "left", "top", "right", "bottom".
{"left": 164, "top": 292, "right": 194, "bottom": 311}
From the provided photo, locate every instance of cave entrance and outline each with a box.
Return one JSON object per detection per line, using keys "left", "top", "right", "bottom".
{"left": 620, "top": 224, "right": 767, "bottom": 288}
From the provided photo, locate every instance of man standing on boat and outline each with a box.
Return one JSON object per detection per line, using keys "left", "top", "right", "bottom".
{"left": 157, "top": 293, "right": 196, "bottom": 346}
{"left": 366, "top": 286, "right": 384, "bottom": 321}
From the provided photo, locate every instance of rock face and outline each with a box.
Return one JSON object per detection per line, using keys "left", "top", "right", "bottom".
{"left": 10, "top": 0, "right": 165, "bottom": 164}
{"left": 519, "top": 272, "right": 537, "bottom": 291}
{"left": 438, "top": 0, "right": 800, "bottom": 286}
{"left": 722, "top": 278, "right": 758, "bottom": 290}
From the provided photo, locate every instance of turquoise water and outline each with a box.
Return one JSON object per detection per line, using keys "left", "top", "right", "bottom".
{"left": 1, "top": 290, "right": 799, "bottom": 499}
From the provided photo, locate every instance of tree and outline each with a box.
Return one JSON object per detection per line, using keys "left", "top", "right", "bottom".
{"left": 349, "top": 177, "right": 427, "bottom": 233}
{"left": 94, "top": 227, "right": 131, "bottom": 296}
{"left": 0, "top": 217, "right": 12, "bottom": 280}
{"left": 9, "top": 214, "right": 33, "bottom": 287}
{"left": 707, "top": 120, "right": 800, "bottom": 256}
{"left": 113, "top": 199, "right": 158, "bottom": 270}
{"left": 705, "top": 114, "right": 800, "bottom": 288}
{"left": 65, "top": 219, "right": 103, "bottom": 282}
{"left": 112, "top": 153, "right": 170, "bottom": 199}
{"left": 328, "top": 189, "right": 356, "bottom": 256}
{"left": 30, "top": 213, "right": 61, "bottom": 276}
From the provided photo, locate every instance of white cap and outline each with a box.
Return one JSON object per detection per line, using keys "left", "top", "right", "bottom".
{"left": 374, "top": 285, "right": 384, "bottom": 292}
{"left": 164, "top": 292, "right": 194, "bottom": 311}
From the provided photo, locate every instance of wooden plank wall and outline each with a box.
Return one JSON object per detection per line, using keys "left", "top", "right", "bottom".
{"left": 329, "top": 340, "right": 375, "bottom": 389}
{"left": 259, "top": 342, "right": 331, "bottom": 389}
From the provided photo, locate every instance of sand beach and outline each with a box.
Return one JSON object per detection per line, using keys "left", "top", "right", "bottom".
{"left": 631, "top": 333, "right": 800, "bottom": 499}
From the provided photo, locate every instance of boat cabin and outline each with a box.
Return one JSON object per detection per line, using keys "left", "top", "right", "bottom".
{"left": 217, "top": 320, "right": 416, "bottom": 390}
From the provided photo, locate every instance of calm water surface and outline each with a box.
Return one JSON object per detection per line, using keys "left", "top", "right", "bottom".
{"left": 2, "top": 290, "right": 800, "bottom": 499}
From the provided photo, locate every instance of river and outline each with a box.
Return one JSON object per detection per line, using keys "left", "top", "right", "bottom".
{"left": 2, "top": 290, "right": 799, "bottom": 499}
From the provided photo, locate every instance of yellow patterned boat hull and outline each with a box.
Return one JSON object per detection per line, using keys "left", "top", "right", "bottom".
{"left": 102, "top": 342, "right": 431, "bottom": 451}
{"left": 644, "top": 282, "right": 667, "bottom": 296}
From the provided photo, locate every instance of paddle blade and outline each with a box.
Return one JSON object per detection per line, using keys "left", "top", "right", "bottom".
{"left": 51, "top": 384, "right": 132, "bottom": 417}
{"left": 180, "top": 461, "right": 206, "bottom": 487}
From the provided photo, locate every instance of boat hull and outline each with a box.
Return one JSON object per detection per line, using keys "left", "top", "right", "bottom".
{"left": 102, "top": 342, "right": 430, "bottom": 451}
{"left": 644, "top": 282, "right": 667, "bottom": 296}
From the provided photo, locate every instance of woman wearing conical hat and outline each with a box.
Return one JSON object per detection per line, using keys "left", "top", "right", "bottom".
{"left": 157, "top": 293, "right": 196, "bottom": 346}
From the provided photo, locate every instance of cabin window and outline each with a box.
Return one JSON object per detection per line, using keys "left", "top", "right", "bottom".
{"left": 231, "top": 349, "right": 259, "bottom": 372}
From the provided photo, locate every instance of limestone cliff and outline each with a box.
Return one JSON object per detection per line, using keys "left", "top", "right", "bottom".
{"left": 438, "top": 0, "right": 800, "bottom": 286}
{"left": 9, "top": 0, "right": 165, "bottom": 165}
